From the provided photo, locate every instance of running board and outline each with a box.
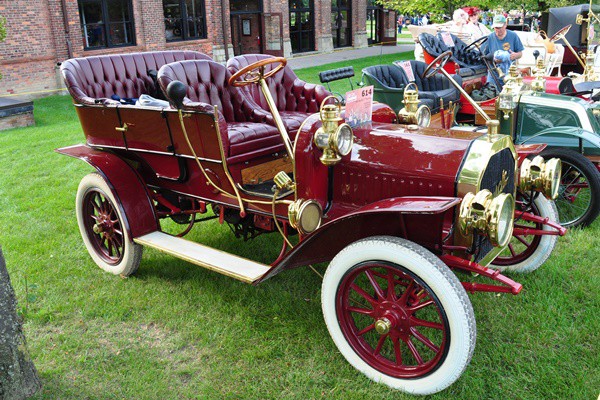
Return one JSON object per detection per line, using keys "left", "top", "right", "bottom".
{"left": 134, "top": 232, "right": 271, "bottom": 284}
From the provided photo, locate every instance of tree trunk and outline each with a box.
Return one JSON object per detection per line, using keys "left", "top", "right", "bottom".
{"left": 0, "top": 247, "right": 42, "bottom": 399}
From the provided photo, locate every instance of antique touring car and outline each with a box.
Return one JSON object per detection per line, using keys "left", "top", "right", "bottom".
{"left": 57, "top": 51, "right": 563, "bottom": 394}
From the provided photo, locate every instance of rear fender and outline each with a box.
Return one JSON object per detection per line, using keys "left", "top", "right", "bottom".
{"left": 258, "top": 197, "right": 461, "bottom": 283}
{"left": 56, "top": 144, "right": 159, "bottom": 237}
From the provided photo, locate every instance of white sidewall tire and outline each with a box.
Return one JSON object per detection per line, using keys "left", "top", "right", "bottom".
{"left": 75, "top": 173, "right": 142, "bottom": 276}
{"left": 492, "top": 195, "right": 558, "bottom": 273}
{"left": 321, "top": 236, "right": 476, "bottom": 395}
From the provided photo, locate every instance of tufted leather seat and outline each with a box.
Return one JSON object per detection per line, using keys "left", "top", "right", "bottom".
{"left": 419, "top": 32, "right": 486, "bottom": 78}
{"left": 227, "top": 54, "right": 331, "bottom": 135}
{"left": 158, "top": 60, "right": 283, "bottom": 161}
{"left": 362, "top": 63, "right": 461, "bottom": 114}
{"left": 61, "top": 51, "right": 212, "bottom": 106}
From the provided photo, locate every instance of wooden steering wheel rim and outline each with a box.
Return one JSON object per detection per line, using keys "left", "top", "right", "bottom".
{"left": 229, "top": 57, "right": 287, "bottom": 87}
{"left": 549, "top": 24, "right": 571, "bottom": 42}
{"left": 423, "top": 50, "right": 453, "bottom": 79}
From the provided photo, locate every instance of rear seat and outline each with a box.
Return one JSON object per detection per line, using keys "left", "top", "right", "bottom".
{"left": 158, "top": 60, "right": 285, "bottom": 163}
{"left": 61, "top": 51, "right": 212, "bottom": 106}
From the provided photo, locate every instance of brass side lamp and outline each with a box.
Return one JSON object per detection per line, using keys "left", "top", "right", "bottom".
{"left": 313, "top": 96, "right": 354, "bottom": 166}
{"left": 398, "top": 82, "right": 431, "bottom": 127}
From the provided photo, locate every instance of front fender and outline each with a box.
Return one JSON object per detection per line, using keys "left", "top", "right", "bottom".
{"left": 56, "top": 144, "right": 158, "bottom": 238}
{"left": 258, "top": 196, "right": 461, "bottom": 283}
{"left": 520, "top": 126, "right": 600, "bottom": 150}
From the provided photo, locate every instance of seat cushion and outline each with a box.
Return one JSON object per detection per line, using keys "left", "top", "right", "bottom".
{"left": 227, "top": 122, "right": 282, "bottom": 157}
{"left": 279, "top": 111, "right": 310, "bottom": 137}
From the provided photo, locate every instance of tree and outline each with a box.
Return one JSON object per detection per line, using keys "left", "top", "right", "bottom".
{"left": 377, "top": 0, "right": 583, "bottom": 16}
{"left": 0, "top": 247, "right": 42, "bottom": 399}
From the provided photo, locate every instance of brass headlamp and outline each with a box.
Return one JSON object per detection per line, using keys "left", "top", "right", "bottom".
{"left": 519, "top": 156, "right": 562, "bottom": 199}
{"left": 398, "top": 82, "right": 431, "bottom": 127}
{"left": 459, "top": 190, "right": 515, "bottom": 247}
{"left": 287, "top": 199, "right": 323, "bottom": 234}
{"left": 314, "top": 96, "right": 354, "bottom": 166}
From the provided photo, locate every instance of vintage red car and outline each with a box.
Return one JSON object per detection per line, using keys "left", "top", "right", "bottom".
{"left": 57, "top": 51, "right": 563, "bottom": 394}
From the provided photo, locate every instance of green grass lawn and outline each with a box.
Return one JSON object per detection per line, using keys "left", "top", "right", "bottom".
{"left": 0, "top": 53, "right": 598, "bottom": 399}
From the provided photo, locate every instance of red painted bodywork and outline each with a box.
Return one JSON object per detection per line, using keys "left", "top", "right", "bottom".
{"left": 59, "top": 100, "right": 526, "bottom": 294}
{"left": 56, "top": 144, "right": 159, "bottom": 237}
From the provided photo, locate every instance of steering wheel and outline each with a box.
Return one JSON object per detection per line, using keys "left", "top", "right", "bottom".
{"left": 549, "top": 24, "right": 572, "bottom": 42}
{"left": 464, "top": 36, "right": 488, "bottom": 53}
{"left": 423, "top": 51, "right": 453, "bottom": 79}
{"left": 228, "top": 57, "right": 287, "bottom": 87}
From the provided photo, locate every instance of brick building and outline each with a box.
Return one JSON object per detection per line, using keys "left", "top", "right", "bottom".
{"left": 0, "top": 1, "right": 396, "bottom": 98}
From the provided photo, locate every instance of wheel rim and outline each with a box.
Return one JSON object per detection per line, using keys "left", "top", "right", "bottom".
{"left": 493, "top": 196, "right": 543, "bottom": 265}
{"left": 336, "top": 261, "right": 450, "bottom": 378}
{"left": 82, "top": 189, "right": 125, "bottom": 265}
{"left": 555, "top": 161, "right": 592, "bottom": 226}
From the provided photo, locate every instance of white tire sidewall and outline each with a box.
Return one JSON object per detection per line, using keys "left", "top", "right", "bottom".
{"left": 493, "top": 195, "right": 558, "bottom": 272}
{"left": 321, "top": 236, "right": 475, "bottom": 395}
{"left": 75, "top": 173, "right": 140, "bottom": 276}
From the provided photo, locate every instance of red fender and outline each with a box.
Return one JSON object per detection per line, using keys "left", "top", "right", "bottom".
{"left": 258, "top": 196, "right": 461, "bottom": 283}
{"left": 56, "top": 144, "right": 159, "bottom": 238}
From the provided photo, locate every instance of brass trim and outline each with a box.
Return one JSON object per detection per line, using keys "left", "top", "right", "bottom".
{"left": 259, "top": 78, "right": 294, "bottom": 160}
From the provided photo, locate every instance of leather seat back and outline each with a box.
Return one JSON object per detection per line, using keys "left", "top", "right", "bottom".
{"left": 362, "top": 65, "right": 407, "bottom": 89}
{"left": 158, "top": 60, "right": 264, "bottom": 124}
{"left": 419, "top": 33, "right": 450, "bottom": 58}
{"left": 61, "top": 51, "right": 212, "bottom": 105}
{"left": 227, "top": 54, "right": 330, "bottom": 113}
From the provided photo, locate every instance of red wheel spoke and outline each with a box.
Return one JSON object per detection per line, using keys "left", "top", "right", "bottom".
{"left": 410, "top": 316, "right": 443, "bottom": 330}
{"left": 350, "top": 283, "right": 378, "bottom": 307}
{"left": 392, "top": 336, "right": 403, "bottom": 365}
{"left": 515, "top": 235, "right": 531, "bottom": 247}
{"left": 386, "top": 270, "right": 397, "bottom": 301}
{"left": 364, "top": 270, "right": 385, "bottom": 300}
{"left": 357, "top": 324, "right": 375, "bottom": 336}
{"left": 346, "top": 306, "right": 374, "bottom": 316}
{"left": 374, "top": 335, "right": 387, "bottom": 355}
{"left": 407, "top": 298, "right": 434, "bottom": 313}
{"left": 410, "top": 327, "right": 440, "bottom": 353}
{"left": 508, "top": 243, "right": 517, "bottom": 257}
{"left": 398, "top": 280, "right": 416, "bottom": 306}
{"left": 406, "top": 337, "right": 424, "bottom": 364}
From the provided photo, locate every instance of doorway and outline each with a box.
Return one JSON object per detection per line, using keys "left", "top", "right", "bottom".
{"left": 332, "top": 0, "right": 351, "bottom": 48}
{"left": 230, "top": 0, "right": 263, "bottom": 56}
{"left": 289, "top": 0, "right": 315, "bottom": 53}
{"left": 366, "top": 0, "right": 382, "bottom": 45}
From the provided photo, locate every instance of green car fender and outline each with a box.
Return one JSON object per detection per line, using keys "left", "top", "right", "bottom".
{"left": 519, "top": 126, "right": 600, "bottom": 152}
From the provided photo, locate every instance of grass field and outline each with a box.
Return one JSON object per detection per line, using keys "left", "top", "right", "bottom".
{"left": 0, "top": 53, "right": 598, "bottom": 399}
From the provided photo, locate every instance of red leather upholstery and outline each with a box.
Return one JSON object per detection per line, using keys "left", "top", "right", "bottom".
{"left": 61, "top": 51, "right": 212, "bottom": 106}
{"left": 227, "top": 54, "right": 332, "bottom": 133}
{"left": 158, "top": 60, "right": 283, "bottom": 159}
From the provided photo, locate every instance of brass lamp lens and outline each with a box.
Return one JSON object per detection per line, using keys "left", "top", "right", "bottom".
{"left": 333, "top": 123, "right": 354, "bottom": 157}
{"left": 298, "top": 201, "right": 322, "bottom": 234}
{"left": 488, "top": 193, "right": 515, "bottom": 247}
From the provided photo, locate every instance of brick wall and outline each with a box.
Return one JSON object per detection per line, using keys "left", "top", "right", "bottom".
{"left": 0, "top": 0, "right": 381, "bottom": 98}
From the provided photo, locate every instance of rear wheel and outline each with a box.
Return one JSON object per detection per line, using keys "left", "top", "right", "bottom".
{"left": 541, "top": 148, "right": 600, "bottom": 228}
{"left": 492, "top": 195, "right": 558, "bottom": 272}
{"left": 76, "top": 173, "right": 142, "bottom": 276}
{"left": 321, "top": 236, "right": 475, "bottom": 395}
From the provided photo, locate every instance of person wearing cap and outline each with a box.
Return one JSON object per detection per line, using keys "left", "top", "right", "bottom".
{"left": 485, "top": 14, "right": 524, "bottom": 89}
{"left": 466, "top": 7, "right": 490, "bottom": 42}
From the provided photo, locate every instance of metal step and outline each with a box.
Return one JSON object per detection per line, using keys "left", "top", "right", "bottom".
{"left": 134, "top": 231, "right": 271, "bottom": 284}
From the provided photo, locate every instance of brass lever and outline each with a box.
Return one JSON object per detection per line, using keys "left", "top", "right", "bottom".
{"left": 115, "top": 123, "right": 128, "bottom": 132}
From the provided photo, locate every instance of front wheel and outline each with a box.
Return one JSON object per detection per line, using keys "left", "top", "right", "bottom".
{"left": 491, "top": 195, "right": 558, "bottom": 273}
{"left": 321, "top": 236, "right": 476, "bottom": 395}
{"left": 541, "top": 148, "right": 600, "bottom": 228}
{"left": 76, "top": 173, "right": 142, "bottom": 276}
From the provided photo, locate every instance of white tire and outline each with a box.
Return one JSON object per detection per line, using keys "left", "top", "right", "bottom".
{"left": 492, "top": 195, "right": 558, "bottom": 273}
{"left": 321, "top": 236, "right": 476, "bottom": 395}
{"left": 76, "top": 173, "right": 142, "bottom": 276}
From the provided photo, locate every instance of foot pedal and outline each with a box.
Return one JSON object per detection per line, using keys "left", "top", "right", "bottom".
{"left": 134, "top": 232, "right": 271, "bottom": 283}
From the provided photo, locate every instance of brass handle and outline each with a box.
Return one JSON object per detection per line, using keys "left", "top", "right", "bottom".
{"left": 115, "top": 123, "right": 128, "bottom": 132}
